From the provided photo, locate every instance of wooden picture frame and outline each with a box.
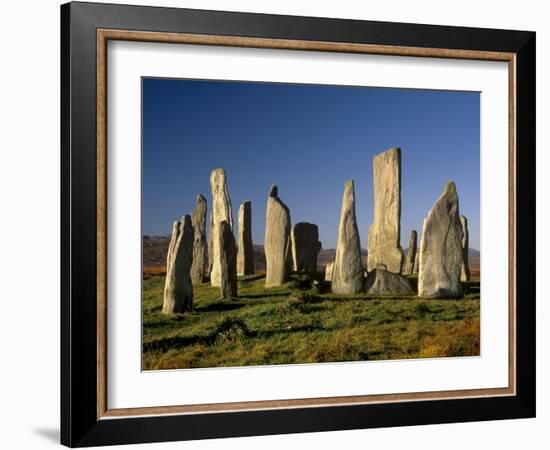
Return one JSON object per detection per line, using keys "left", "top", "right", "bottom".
{"left": 61, "top": 1, "right": 535, "bottom": 447}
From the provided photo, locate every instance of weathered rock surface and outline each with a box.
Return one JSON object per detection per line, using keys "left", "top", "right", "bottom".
{"left": 291, "top": 222, "right": 322, "bottom": 274}
{"left": 209, "top": 168, "right": 233, "bottom": 287}
{"left": 367, "top": 147, "right": 404, "bottom": 273}
{"left": 365, "top": 267, "right": 414, "bottom": 295}
{"left": 460, "top": 215, "right": 471, "bottom": 282}
{"left": 325, "top": 261, "right": 334, "bottom": 281}
{"left": 190, "top": 194, "right": 208, "bottom": 284}
{"left": 207, "top": 211, "right": 214, "bottom": 277}
{"left": 264, "top": 185, "right": 292, "bottom": 287}
{"left": 418, "top": 182, "right": 464, "bottom": 298}
{"left": 218, "top": 220, "right": 237, "bottom": 298}
{"left": 332, "top": 180, "right": 364, "bottom": 294}
{"left": 413, "top": 250, "right": 419, "bottom": 274}
{"left": 163, "top": 215, "right": 194, "bottom": 313}
{"left": 237, "top": 201, "right": 255, "bottom": 276}
{"left": 403, "top": 230, "right": 418, "bottom": 275}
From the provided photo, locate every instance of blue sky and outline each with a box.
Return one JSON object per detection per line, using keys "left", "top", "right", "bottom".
{"left": 143, "top": 78, "right": 480, "bottom": 250}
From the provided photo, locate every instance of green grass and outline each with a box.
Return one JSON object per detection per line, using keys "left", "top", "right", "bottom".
{"left": 143, "top": 274, "right": 480, "bottom": 370}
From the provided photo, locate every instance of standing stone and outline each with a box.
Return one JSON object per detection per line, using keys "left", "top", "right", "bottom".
{"left": 163, "top": 215, "right": 194, "bottom": 313}
{"left": 218, "top": 220, "right": 237, "bottom": 298}
{"left": 460, "top": 215, "right": 471, "bottom": 282}
{"left": 418, "top": 182, "right": 464, "bottom": 298}
{"left": 209, "top": 168, "right": 233, "bottom": 287}
{"left": 264, "top": 185, "right": 292, "bottom": 287}
{"left": 325, "top": 261, "right": 334, "bottom": 282}
{"left": 332, "top": 180, "right": 364, "bottom": 294}
{"left": 237, "top": 201, "right": 255, "bottom": 276}
{"left": 403, "top": 230, "right": 418, "bottom": 275}
{"left": 291, "top": 222, "right": 322, "bottom": 274}
{"left": 413, "top": 250, "right": 419, "bottom": 274}
{"left": 365, "top": 267, "right": 413, "bottom": 295}
{"left": 207, "top": 211, "right": 213, "bottom": 277}
{"left": 367, "top": 147, "right": 404, "bottom": 273}
{"left": 190, "top": 194, "right": 208, "bottom": 284}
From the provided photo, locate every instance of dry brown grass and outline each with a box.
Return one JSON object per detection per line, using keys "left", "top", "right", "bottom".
{"left": 418, "top": 316, "right": 480, "bottom": 358}
{"left": 143, "top": 266, "right": 166, "bottom": 279}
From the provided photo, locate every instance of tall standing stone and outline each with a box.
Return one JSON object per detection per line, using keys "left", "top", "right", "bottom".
{"left": 207, "top": 211, "right": 213, "bottom": 277}
{"left": 264, "top": 185, "right": 291, "bottom": 287}
{"left": 218, "top": 220, "right": 238, "bottom": 298}
{"left": 237, "top": 201, "right": 255, "bottom": 276}
{"left": 190, "top": 194, "right": 208, "bottom": 284}
{"left": 209, "top": 168, "right": 233, "bottom": 287}
{"left": 332, "top": 180, "right": 364, "bottom": 294}
{"left": 325, "top": 261, "right": 334, "bottom": 282}
{"left": 413, "top": 250, "right": 419, "bottom": 274}
{"left": 291, "top": 222, "right": 322, "bottom": 274}
{"left": 163, "top": 215, "right": 194, "bottom": 313}
{"left": 418, "top": 182, "right": 463, "bottom": 298}
{"left": 367, "top": 147, "right": 404, "bottom": 274}
{"left": 403, "top": 230, "right": 418, "bottom": 275}
{"left": 460, "top": 215, "right": 471, "bottom": 282}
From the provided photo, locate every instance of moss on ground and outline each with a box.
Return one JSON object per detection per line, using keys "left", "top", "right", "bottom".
{"left": 143, "top": 274, "right": 480, "bottom": 370}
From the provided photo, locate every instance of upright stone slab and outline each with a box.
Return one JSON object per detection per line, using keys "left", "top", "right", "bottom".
{"left": 237, "top": 201, "right": 255, "bottom": 276}
{"left": 413, "top": 250, "right": 419, "bottom": 274}
{"left": 325, "top": 261, "right": 334, "bottom": 282}
{"left": 209, "top": 168, "right": 233, "bottom": 287}
{"left": 264, "top": 185, "right": 292, "bottom": 287}
{"left": 403, "top": 230, "right": 418, "bottom": 275}
{"left": 207, "top": 211, "right": 213, "bottom": 277}
{"left": 291, "top": 222, "right": 322, "bottom": 274}
{"left": 367, "top": 147, "right": 404, "bottom": 273}
{"left": 418, "top": 182, "right": 464, "bottom": 298}
{"left": 332, "top": 180, "right": 364, "bottom": 294}
{"left": 163, "top": 215, "right": 194, "bottom": 313}
{"left": 190, "top": 194, "right": 208, "bottom": 284}
{"left": 460, "top": 215, "right": 471, "bottom": 282}
{"left": 218, "top": 220, "right": 238, "bottom": 298}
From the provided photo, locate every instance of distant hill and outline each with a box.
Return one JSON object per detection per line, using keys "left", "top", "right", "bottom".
{"left": 143, "top": 236, "right": 479, "bottom": 272}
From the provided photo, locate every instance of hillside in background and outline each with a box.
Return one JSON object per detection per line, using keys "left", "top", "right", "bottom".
{"left": 143, "top": 236, "right": 480, "bottom": 273}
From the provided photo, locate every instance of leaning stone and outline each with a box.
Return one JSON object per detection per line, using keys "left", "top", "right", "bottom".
{"left": 332, "top": 180, "right": 364, "bottom": 294}
{"left": 163, "top": 215, "right": 194, "bottom": 313}
{"left": 460, "top": 215, "right": 471, "bottom": 282}
{"left": 218, "top": 220, "right": 238, "bottom": 298}
{"left": 367, "top": 147, "right": 404, "bottom": 273}
{"left": 190, "top": 194, "right": 208, "bottom": 284}
{"left": 365, "top": 267, "right": 414, "bottom": 295}
{"left": 264, "top": 185, "right": 292, "bottom": 286}
{"left": 418, "top": 182, "right": 464, "bottom": 298}
{"left": 291, "top": 222, "right": 322, "bottom": 274}
{"left": 403, "top": 230, "right": 418, "bottom": 275}
{"left": 237, "top": 201, "right": 255, "bottom": 276}
{"left": 209, "top": 168, "right": 233, "bottom": 287}
{"left": 325, "top": 261, "right": 334, "bottom": 281}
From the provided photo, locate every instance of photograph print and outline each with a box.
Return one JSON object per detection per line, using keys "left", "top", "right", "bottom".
{"left": 142, "top": 78, "right": 480, "bottom": 371}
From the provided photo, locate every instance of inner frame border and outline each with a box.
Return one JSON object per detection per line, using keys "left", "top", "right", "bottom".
{"left": 96, "top": 28, "right": 516, "bottom": 420}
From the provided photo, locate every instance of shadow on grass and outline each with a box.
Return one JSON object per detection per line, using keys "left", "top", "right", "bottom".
{"left": 257, "top": 323, "right": 327, "bottom": 339}
{"left": 194, "top": 302, "right": 245, "bottom": 312}
{"left": 144, "top": 319, "right": 329, "bottom": 353}
{"left": 144, "top": 317, "right": 254, "bottom": 353}
{"left": 238, "top": 293, "right": 289, "bottom": 300}
{"left": 238, "top": 274, "right": 265, "bottom": 283}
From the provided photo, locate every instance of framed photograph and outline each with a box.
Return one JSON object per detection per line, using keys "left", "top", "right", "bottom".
{"left": 61, "top": 1, "right": 535, "bottom": 447}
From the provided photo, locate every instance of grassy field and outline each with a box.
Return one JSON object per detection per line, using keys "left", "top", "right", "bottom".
{"left": 142, "top": 273, "right": 480, "bottom": 370}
